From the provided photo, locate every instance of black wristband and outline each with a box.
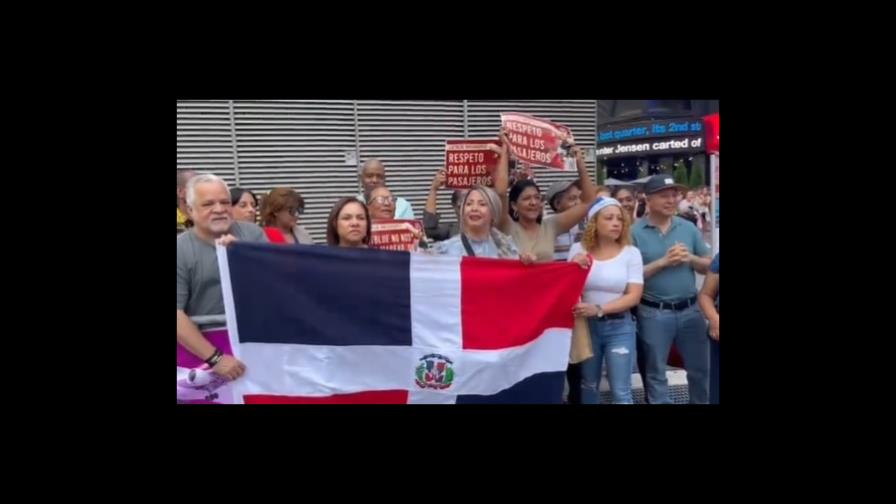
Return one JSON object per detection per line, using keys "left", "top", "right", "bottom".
{"left": 205, "top": 348, "right": 223, "bottom": 367}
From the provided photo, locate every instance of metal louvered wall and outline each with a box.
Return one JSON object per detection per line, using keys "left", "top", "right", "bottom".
{"left": 231, "top": 101, "right": 357, "bottom": 241}
{"left": 177, "top": 100, "right": 598, "bottom": 242}
{"left": 176, "top": 101, "right": 237, "bottom": 186}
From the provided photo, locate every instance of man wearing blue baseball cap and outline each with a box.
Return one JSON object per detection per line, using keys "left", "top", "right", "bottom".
{"left": 631, "top": 174, "right": 712, "bottom": 404}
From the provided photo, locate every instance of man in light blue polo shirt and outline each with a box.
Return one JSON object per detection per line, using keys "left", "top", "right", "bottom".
{"left": 357, "top": 159, "right": 415, "bottom": 219}
{"left": 631, "top": 174, "right": 712, "bottom": 404}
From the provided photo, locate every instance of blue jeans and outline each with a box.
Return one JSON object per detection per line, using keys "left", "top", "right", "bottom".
{"left": 580, "top": 315, "right": 637, "bottom": 404}
{"left": 637, "top": 304, "right": 709, "bottom": 404}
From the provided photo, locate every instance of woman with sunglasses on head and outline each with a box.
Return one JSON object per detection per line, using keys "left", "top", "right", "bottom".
{"left": 430, "top": 184, "right": 522, "bottom": 260}
{"left": 430, "top": 139, "right": 538, "bottom": 264}
{"left": 259, "top": 187, "right": 314, "bottom": 245}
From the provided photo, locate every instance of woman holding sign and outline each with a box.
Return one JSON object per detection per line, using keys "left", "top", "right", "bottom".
{"left": 495, "top": 129, "right": 600, "bottom": 263}
{"left": 368, "top": 186, "right": 397, "bottom": 220}
{"left": 369, "top": 185, "right": 427, "bottom": 251}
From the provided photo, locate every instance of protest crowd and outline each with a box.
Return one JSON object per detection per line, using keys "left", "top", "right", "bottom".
{"left": 177, "top": 113, "right": 720, "bottom": 405}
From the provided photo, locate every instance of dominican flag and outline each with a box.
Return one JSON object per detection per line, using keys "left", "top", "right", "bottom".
{"left": 215, "top": 243, "right": 588, "bottom": 404}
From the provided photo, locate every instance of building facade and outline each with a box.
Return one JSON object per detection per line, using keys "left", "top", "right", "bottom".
{"left": 596, "top": 100, "right": 720, "bottom": 182}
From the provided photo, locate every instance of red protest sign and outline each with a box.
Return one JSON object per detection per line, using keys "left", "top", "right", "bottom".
{"left": 500, "top": 112, "right": 576, "bottom": 171}
{"left": 370, "top": 219, "right": 423, "bottom": 252}
{"left": 444, "top": 139, "right": 500, "bottom": 189}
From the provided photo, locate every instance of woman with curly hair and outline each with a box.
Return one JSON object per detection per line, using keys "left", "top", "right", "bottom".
{"left": 568, "top": 197, "right": 644, "bottom": 404}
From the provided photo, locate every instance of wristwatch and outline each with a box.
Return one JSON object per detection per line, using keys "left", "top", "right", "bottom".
{"left": 594, "top": 305, "right": 605, "bottom": 318}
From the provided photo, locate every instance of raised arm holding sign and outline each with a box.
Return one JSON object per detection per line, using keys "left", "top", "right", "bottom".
{"left": 444, "top": 139, "right": 500, "bottom": 189}
{"left": 500, "top": 112, "right": 577, "bottom": 172}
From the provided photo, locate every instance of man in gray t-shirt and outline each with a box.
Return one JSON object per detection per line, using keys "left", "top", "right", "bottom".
{"left": 177, "top": 220, "right": 265, "bottom": 316}
{"left": 176, "top": 173, "right": 267, "bottom": 381}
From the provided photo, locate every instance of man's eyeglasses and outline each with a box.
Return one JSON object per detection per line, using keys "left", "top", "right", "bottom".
{"left": 371, "top": 196, "right": 395, "bottom": 205}
{"left": 288, "top": 207, "right": 305, "bottom": 216}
